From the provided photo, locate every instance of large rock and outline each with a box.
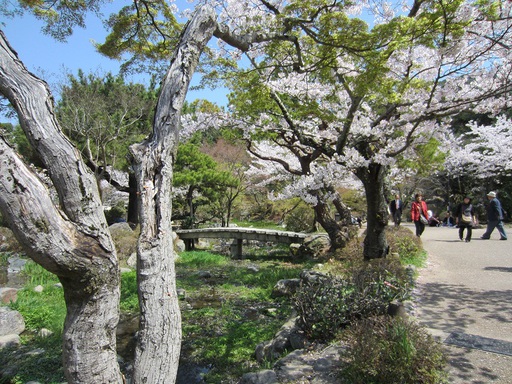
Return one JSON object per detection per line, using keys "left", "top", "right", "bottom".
{"left": 0, "top": 307, "right": 25, "bottom": 336}
{"left": 0, "top": 287, "right": 18, "bottom": 304}
{"left": 271, "top": 278, "right": 301, "bottom": 298}
{"left": 239, "top": 370, "right": 278, "bottom": 384}
{"left": 296, "top": 234, "right": 331, "bottom": 259}
{"left": 0, "top": 334, "right": 21, "bottom": 349}
{"left": 255, "top": 316, "right": 305, "bottom": 363}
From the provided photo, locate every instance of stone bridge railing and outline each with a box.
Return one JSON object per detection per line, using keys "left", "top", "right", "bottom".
{"left": 174, "top": 227, "right": 308, "bottom": 258}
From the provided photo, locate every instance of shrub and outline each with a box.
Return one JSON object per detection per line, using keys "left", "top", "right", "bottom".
{"left": 386, "top": 226, "right": 424, "bottom": 266}
{"left": 284, "top": 204, "right": 315, "bottom": 233}
{"left": 294, "top": 258, "right": 412, "bottom": 341}
{"left": 339, "top": 316, "right": 447, "bottom": 384}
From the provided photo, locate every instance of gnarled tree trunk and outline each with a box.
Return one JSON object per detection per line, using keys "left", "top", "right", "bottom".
{"left": 129, "top": 6, "right": 217, "bottom": 383}
{"left": 356, "top": 163, "right": 389, "bottom": 260}
{"left": 312, "top": 188, "right": 354, "bottom": 250}
{"left": 0, "top": 31, "right": 122, "bottom": 383}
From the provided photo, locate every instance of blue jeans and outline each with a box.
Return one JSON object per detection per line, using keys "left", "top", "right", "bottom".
{"left": 482, "top": 220, "right": 507, "bottom": 239}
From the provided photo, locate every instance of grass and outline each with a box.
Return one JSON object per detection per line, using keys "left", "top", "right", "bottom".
{"left": 1, "top": 261, "right": 65, "bottom": 384}
{"left": 1, "top": 248, "right": 311, "bottom": 383}
{"left": 0, "top": 225, "right": 427, "bottom": 383}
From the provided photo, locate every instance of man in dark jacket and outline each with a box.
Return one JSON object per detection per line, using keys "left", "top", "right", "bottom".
{"left": 389, "top": 194, "right": 404, "bottom": 227}
{"left": 481, "top": 191, "right": 507, "bottom": 240}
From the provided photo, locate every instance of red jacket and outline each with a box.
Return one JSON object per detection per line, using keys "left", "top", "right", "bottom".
{"left": 411, "top": 201, "right": 429, "bottom": 222}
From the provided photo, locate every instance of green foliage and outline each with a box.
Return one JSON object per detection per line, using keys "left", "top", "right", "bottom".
{"left": 294, "top": 257, "right": 412, "bottom": 341}
{"left": 120, "top": 270, "right": 139, "bottom": 312}
{"left": 284, "top": 203, "right": 315, "bottom": 232}
{"left": 386, "top": 226, "right": 425, "bottom": 267}
{"left": 9, "top": 261, "right": 65, "bottom": 333}
{"left": 56, "top": 70, "right": 156, "bottom": 171}
{"left": 175, "top": 250, "right": 307, "bottom": 382}
{"left": 98, "top": 1, "right": 182, "bottom": 65}
{"left": 0, "top": 335, "right": 64, "bottom": 384}
{"left": 340, "top": 316, "right": 448, "bottom": 384}
{"left": 173, "top": 142, "right": 239, "bottom": 226}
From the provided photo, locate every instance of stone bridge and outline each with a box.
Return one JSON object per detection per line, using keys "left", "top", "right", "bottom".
{"left": 175, "top": 227, "right": 308, "bottom": 258}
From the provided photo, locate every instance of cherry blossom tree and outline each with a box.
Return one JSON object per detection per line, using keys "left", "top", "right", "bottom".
{"left": 444, "top": 115, "right": 512, "bottom": 179}
{"left": 199, "top": 0, "right": 512, "bottom": 259}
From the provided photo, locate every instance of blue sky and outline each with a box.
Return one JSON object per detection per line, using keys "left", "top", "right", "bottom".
{"left": 1, "top": 2, "right": 228, "bottom": 123}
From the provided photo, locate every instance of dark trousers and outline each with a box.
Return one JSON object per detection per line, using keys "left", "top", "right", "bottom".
{"left": 393, "top": 211, "right": 402, "bottom": 226}
{"left": 458, "top": 225, "right": 472, "bottom": 241}
{"left": 414, "top": 220, "right": 425, "bottom": 237}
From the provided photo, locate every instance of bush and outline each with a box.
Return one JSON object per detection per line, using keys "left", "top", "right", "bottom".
{"left": 339, "top": 316, "right": 447, "bottom": 384}
{"left": 285, "top": 204, "right": 315, "bottom": 232}
{"left": 294, "top": 258, "right": 412, "bottom": 341}
{"left": 386, "top": 226, "right": 424, "bottom": 266}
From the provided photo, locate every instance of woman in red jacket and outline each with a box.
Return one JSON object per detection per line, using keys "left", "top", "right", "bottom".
{"left": 411, "top": 193, "right": 429, "bottom": 237}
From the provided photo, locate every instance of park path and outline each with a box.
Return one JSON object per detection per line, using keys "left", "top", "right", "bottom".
{"left": 409, "top": 223, "right": 512, "bottom": 384}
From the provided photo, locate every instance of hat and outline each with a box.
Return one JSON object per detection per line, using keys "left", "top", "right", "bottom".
{"left": 487, "top": 191, "right": 496, "bottom": 198}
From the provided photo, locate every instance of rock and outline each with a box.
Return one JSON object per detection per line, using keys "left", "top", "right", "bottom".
{"left": 255, "top": 316, "right": 303, "bottom": 363}
{"left": 297, "top": 235, "right": 331, "bottom": 258}
{"left": 289, "top": 243, "right": 301, "bottom": 257}
{"left": 0, "top": 287, "right": 18, "bottom": 304}
{"left": 0, "top": 307, "right": 25, "bottom": 336}
{"left": 34, "top": 285, "right": 44, "bottom": 293}
{"left": 300, "top": 270, "right": 330, "bottom": 284}
{"left": 0, "top": 334, "right": 21, "bottom": 349}
{"left": 7, "top": 255, "right": 27, "bottom": 274}
{"left": 120, "top": 267, "right": 132, "bottom": 274}
{"left": 271, "top": 278, "right": 300, "bottom": 298}
{"left": 109, "top": 222, "right": 133, "bottom": 233}
{"left": 37, "top": 328, "right": 53, "bottom": 338}
{"left": 239, "top": 370, "right": 278, "bottom": 384}
{"left": 197, "top": 270, "right": 212, "bottom": 279}
{"left": 176, "top": 288, "right": 187, "bottom": 300}
{"left": 127, "top": 253, "right": 137, "bottom": 269}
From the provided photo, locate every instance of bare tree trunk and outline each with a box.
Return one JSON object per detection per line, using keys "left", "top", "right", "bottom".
{"left": 356, "top": 163, "right": 389, "bottom": 260}
{"left": 0, "top": 31, "right": 122, "bottom": 383}
{"left": 129, "top": 6, "right": 217, "bottom": 383}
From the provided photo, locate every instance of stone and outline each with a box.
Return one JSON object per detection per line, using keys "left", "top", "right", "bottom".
{"left": 37, "top": 328, "right": 53, "bottom": 338}
{"left": 239, "top": 370, "right": 278, "bottom": 384}
{"left": 0, "top": 307, "right": 25, "bottom": 336}
{"left": 127, "top": 253, "right": 137, "bottom": 269}
{"left": 0, "top": 287, "right": 18, "bottom": 304}
{"left": 34, "top": 285, "right": 44, "bottom": 293}
{"left": 271, "top": 278, "right": 301, "bottom": 298}
{"left": 0, "top": 334, "right": 21, "bottom": 349}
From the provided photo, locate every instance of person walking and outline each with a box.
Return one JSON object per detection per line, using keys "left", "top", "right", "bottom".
{"left": 481, "top": 191, "right": 508, "bottom": 240}
{"left": 455, "top": 196, "right": 475, "bottom": 242}
{"left": 411, "top": 193, "right": 429, "bottom": 237}
{"left": 389, "top": 194, "right": 404, "bottom": 227}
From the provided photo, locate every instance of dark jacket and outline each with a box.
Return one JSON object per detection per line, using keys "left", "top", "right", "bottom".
{"left": 487, "top": 197, "right": 504, "bottom": 221}
{"left": 456, "top": 203, "right": 475, "bottom": 227}
{"left": 390, "top": 199, "right": 403, "bottom": 214}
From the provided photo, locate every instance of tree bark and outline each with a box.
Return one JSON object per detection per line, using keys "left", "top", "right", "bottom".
{"left": 312, "top": 191, "right": 351, "bottom": 250}
{"left": 356, "top": 163, "right": 390, "bottom": 260}
{"left": 0, "top": 31, "right": 122, "bottom": 383}
{"left": 129, "top": 6, "right": 217, "bottom": 383}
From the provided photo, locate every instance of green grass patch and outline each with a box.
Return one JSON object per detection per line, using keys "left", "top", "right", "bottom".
{"left": 9, "top": 262, "right": 65, "bottom": 333}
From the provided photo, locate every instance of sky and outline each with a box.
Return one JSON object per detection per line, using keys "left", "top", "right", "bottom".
{"left": 0, "top": 2, "right": 228, "bottom": 123}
